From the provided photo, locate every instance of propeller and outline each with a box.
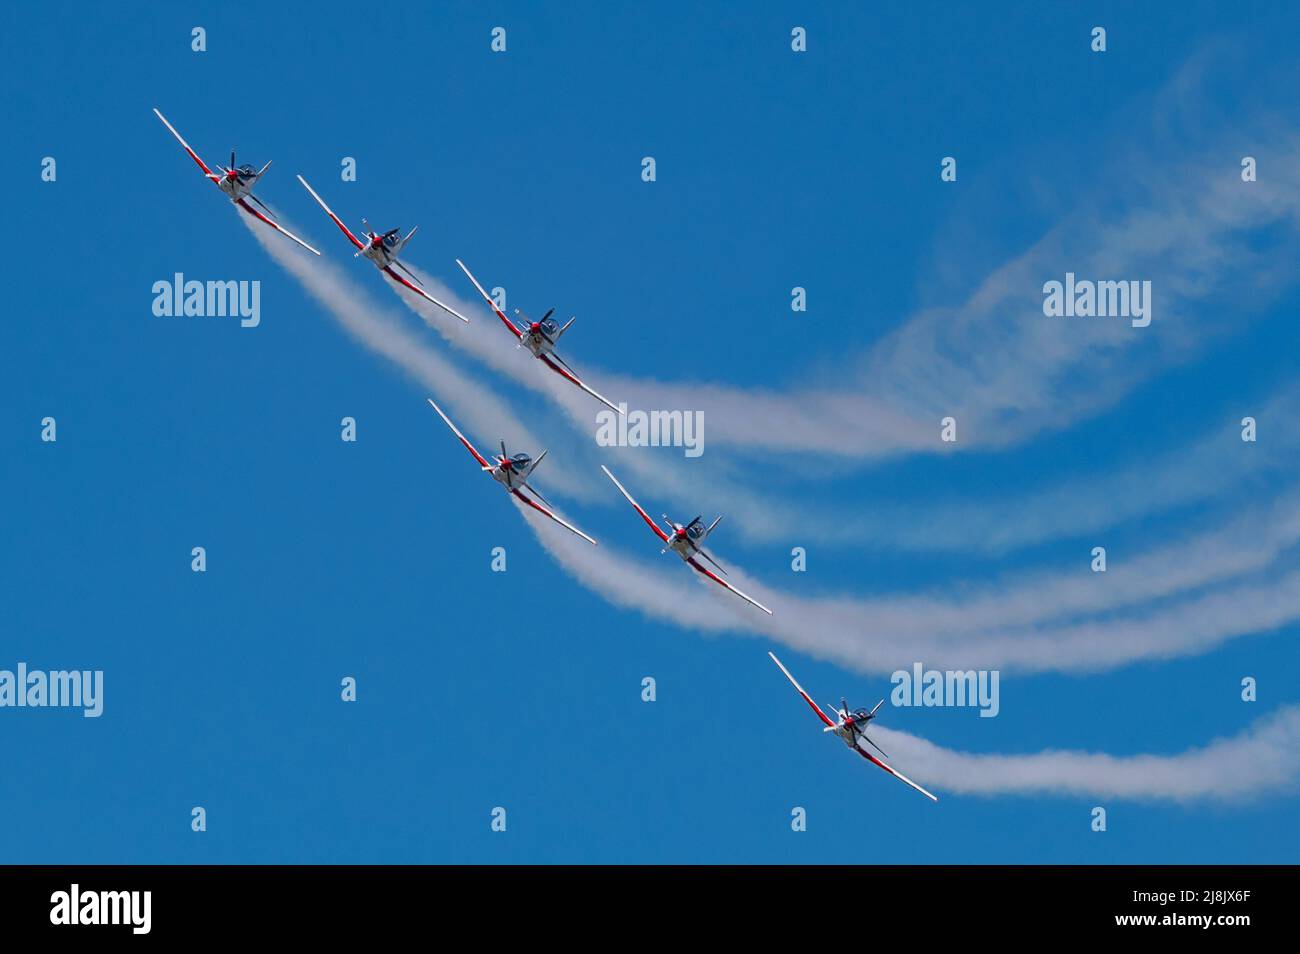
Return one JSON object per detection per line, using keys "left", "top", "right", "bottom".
{"left": 498, "top": 441, "right": 529, "bottom": 472}
{"left": 535, "top": 310, "right": 558, "bottom": 345}
{"left": 513, "top": 308, "right": 558, "bottom": 346}
{"left": 822, "top": 698, "right": 853, "bottom": 731}
{"left": 227, "top": 149, "right": 249, "bottom": 181}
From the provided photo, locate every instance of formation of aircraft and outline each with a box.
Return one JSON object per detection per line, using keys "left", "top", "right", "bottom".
{"left": 768, "top": 652, "right": 939, "bottom": 802}
{"left": 600, "top": 466, "right": 773, "bottom": 615}
{"left": 426, "top": 399, "right": 596, "bottom": 546}
{"left": 154, "top": 108, "right": 941, "bottom": 804}
{"left": 455, "top": 259, "right": 623, "bottom": 415}
{"left": 153, "top": 109, "right": 321, "bottom": 256}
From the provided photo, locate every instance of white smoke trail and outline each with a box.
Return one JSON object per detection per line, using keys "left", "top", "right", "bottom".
{"left": 512, "top": 496, "right": 1300, "bottom": 675}
{"left": 517, "top": 503, "right": 1300, "bottom": 801}
{"left": 871, "top": 706, "right": 1300, "bottom": 802}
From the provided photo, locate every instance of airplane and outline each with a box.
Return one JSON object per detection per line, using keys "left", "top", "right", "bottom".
{"left": 153, "top": 108, "right": 321, "bottom": 256}
{"left": 768, "top": 651, "right": 939, "bottom": 802}
{"left": 600, "top": 465, "right": 772, "bottom": 614}
{"left": 297, "top": 175, "right": 469, "bottom": 324}
{"left": 426, "top": 398, "right": 597, "bottom": 546}
{"left": 455, "top": 259, "right": 623, "bottom": 415}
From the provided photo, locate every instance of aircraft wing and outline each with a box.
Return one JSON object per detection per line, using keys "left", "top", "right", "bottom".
{"left": 426, "top": 398, "right": 492, "bottom": 469}
{"left": 455, "top": 259, "right": 522, "bottom": 339}
{"left": 382, "top": 265, "right": 470, "bottom": 322}
{"left": 853, "top": 741, "right": 940, "bottom": 802}
{"left": 539, "top": 354, "right": 622, "bottom": 415}
{"left": 768, "top": 652, "right": 836, "bottom": 727}
{"left": 511, "top": 488, "right": 597, "bottom": 546}
{"left": 600, "top": 466, "right": 670, "bottom": 543}
{"left": 234, "top": 198, "right": 321, "bottom": 255}
{"left": 686, "top": 556, "right": 772, "bottom": 614}
{"left": 296, "top": 175, "right": 367, "bottom": 251}
{"left": 154, "top": 108, "right": 219, "bottom": 182}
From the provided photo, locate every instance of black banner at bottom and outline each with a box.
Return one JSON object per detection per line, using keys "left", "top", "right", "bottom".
{"left": 0, "top": 865, "right": 1290, "bottom": 938}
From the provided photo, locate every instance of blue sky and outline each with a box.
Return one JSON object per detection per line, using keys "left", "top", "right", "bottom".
{"left": 2, "top": 1, "right": 1299, "bottom": 862}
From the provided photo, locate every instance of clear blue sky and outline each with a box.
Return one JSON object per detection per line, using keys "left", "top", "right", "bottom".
{"left": 2, "top": 1, "right": 1298, "bottom": 863}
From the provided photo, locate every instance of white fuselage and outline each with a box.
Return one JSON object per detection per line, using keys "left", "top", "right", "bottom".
{"left": 520, "top": 327, "right": 555, "bottom": 359}
{"left": 362, "top": 235, "right": 406, "bottom": 269}
{"left": 666, "top": 528, "right": 698, "bottom": 561}
{"left": 490, "top": 459, "right": 529, "bottom": 491}
{"left": 216, "top": 171, "right": 257, "bottom": 202}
